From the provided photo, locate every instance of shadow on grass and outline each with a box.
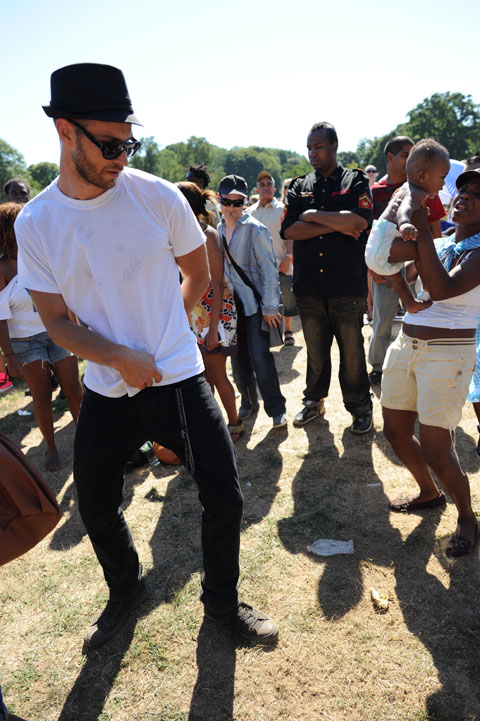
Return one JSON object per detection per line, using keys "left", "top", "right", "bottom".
{"left": 278, "top": 413, "right": 480, "bottom": 720}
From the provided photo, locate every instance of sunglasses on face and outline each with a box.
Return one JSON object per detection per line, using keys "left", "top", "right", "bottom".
{"left": 71, "top": 120, "right": 142, "bottom": 160}
{"left": 366, "top": 170, "right": 377, "bottom": 174}
{"left": 220, "top": 197, "right": 245, "bottom": 207}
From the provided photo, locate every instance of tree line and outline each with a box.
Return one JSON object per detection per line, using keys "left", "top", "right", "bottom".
{"left": 2, "top": 92, "right": 480, "bottom": 201}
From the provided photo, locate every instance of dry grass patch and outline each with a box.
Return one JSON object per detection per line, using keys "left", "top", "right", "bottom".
{"left": 1, "top": 324, "right": 480, "bottom": 720}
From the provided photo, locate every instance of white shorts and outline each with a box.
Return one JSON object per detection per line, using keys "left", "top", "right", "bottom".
{"left": 365, "top": 219, "right": 403, "bottom": 276}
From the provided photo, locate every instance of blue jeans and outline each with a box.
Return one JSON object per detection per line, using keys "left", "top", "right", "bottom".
{"left": 296, "top": 294, "right": 372, "bottom": 416}
{"left": 74, "top": 374, "right": 243, "bottom": 617}
{"left": 231, "top": 302, "right": 286, "bottom": 417}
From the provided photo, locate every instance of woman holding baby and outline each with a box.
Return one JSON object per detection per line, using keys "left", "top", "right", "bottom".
{"left": 381, "top": 163, "right": 480, "bottom": 558}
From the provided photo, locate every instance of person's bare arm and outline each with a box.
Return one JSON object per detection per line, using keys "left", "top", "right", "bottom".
{"left": 397, "top": 184, "right": 428, "bottom": 240}
{"left": 202, "top": 228, "right": 224, "bottom": 350}
{"left": 29, "top": 290, "right": 162, "bottom": 388}
{"left": 412, "top": 208, "right": 480, "bottom": 300}
{"left": 284, "top": 220, "right": 333, "bottom": 241}
{"left": 176, "top": 243, "right": 210, "bottom": 316}
{"left": 299, "top": 209, "right": 367, "bottom": 236}
{"left": 428, "top": 219, "right": 442, "bottom": 239}
{"left": 0, "top": 319, "right": 24, "bottom": 378}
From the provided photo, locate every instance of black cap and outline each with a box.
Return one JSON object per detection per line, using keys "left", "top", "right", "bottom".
{"left": 456, "top": 168, "right": 480, "bottom": 189}
{"left": 42, "top": 63, "right": 142, "bottom": 125}
{"left": 218, "top": 174, "right": 248, "bottom": 197}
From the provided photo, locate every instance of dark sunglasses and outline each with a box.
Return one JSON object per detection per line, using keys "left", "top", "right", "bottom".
{"left": 366, "top": 169, "right": 377, "bottom": 174}
{"left": 220, "top": 197, "right": 245, "bottom": 207}
{"left": 71, "top": 120, "right": 142, "bottom": 160}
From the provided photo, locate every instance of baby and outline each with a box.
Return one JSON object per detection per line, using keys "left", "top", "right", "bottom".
{"left": 365, "top": 139, "right": 450, "bottom": 312}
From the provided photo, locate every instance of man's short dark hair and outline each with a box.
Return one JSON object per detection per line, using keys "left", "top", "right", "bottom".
{"left": 187, "top": 163, "right": 211, "bottom": 188}
{"left": 3, "top": 177, "right": 30, "bottom": 196}
{"left": 384, "top": 136, "right": 414, "bottom": 159}
{"left": 309, "top": 122, "right": 338, "bottom": 145}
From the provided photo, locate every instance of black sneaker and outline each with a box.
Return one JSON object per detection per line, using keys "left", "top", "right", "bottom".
{"left": 84, "top": 578, "right": 147, "bottom": 649}
{"left": 350, "top": 413, "right": 373, "bottom": 435}
{"left": 293, "top": 399, "right": 324, "bottom": 427}
{"left": 368, "top": 371, "right": 382, "bottom": 387}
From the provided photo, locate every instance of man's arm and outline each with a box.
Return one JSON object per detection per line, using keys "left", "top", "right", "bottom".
{"left": 176, "top": 243, "right": 210, "bottom": 315}
{"left": 298, "top": 209, "right": 367, "bottom": 235}
{"left": 29, "top": 290, "right": 162, "bottom": 389}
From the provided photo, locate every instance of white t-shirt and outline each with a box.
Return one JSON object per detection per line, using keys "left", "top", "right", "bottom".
{"left": 15, "top": 167, "right": 205, "bottom": 397}
{"left": 0, "top": 275, "right": 46, "bottom": 338}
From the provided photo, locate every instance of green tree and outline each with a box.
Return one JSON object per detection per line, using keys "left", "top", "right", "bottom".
{"left": 130, "top": 136, "right": 162, "bottom": 175}
{"left": 0, "top": 139, "right": 30, "bottom": 199}
{"left": 402, "top": 92, "right": 480, "bottom": 160}
{"left": 338, "top": 150, "right": 360, "bottom": 169}
{"left": 28, "top": 161, "right": 59, "bottom": 189}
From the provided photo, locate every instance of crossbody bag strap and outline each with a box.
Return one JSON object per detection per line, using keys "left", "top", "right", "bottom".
{"left": 221, "top": 233, "right": 263, "bottom": 305}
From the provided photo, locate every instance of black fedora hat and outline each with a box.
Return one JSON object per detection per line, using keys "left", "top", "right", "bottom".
{"left": 43, "top": 63, "right": 142, "bottom": 125}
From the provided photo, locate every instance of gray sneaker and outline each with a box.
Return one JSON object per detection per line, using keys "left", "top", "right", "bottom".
{"left": 238, "top": 405, "right": 259, "bottom": 421}
{"left": 293, "top": 400, "right": 324, "bottom": 427}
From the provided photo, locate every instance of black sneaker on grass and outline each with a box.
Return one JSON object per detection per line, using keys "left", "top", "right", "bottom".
{"left": 84, "top": 578, "right": 147, "bottom": 649}
{"left": 350, "top": 412, "right": 373, "bottom": 435}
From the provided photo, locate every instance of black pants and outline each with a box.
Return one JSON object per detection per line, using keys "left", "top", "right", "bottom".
{"left": 295, "top": 294, "right": 372, "bottom": 416}
{"left": 73, "top": 374, "right": 243, "bottom": 616}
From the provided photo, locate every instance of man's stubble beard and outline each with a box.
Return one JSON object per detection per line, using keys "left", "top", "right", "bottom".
{"left": 72, "top": 141, "right": 121, "bottom": 191}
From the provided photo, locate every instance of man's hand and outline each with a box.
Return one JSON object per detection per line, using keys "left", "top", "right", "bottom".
{"left": 5, "top": 354, "right": 24, "bottom": 378}
{"left": 263, "top": 313, "right": 282, "bottom": 328}
{"left": 278, "top": 256, "right": 291, "bottom": 274}
{"left": 114, "top": 347, "right": 163, "bottom": 389}
{"left": 399, "top": 222, "right": 418, "bottom": 241}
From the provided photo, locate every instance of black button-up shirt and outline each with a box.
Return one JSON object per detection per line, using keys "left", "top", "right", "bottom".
{"left": 280, "top": 165, "right": 373, "bottom": 296}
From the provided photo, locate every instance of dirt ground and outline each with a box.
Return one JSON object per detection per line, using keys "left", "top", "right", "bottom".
{"left": 1, "top": 320, "right": 480, "bottom": 721}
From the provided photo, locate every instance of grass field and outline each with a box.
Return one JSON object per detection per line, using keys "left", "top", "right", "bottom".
{"left": 1, "top": 321, "right": 480, "bottom": 721}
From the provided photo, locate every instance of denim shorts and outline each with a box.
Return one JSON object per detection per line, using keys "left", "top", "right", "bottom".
{"left": 10, "top": 331, "right": 72, "bottom": 367}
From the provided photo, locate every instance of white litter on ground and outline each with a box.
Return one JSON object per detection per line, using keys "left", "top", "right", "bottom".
{"left": 307, "top": 539, "right": 354, "bottom": 556}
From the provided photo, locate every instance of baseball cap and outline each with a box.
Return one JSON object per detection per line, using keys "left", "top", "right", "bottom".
{"left": 456, "top": 168, "right": 480, "bottom": 189}
{"left": 218, "top": 174, "right": 248, "bottom": 197}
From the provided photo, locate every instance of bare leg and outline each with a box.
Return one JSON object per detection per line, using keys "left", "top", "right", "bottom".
{"left": 203, "top": 353, "right": 240, "bottom": 437}
{"left": 284, "top": 316, "right": 293, "bottom": 333}
{"left": 22, "top": 360, "right": 59, "bottom": 471}
{"left": 419, "top": 423, "right": 477, "bottom": 544}
{"left": 382, "top": 407, "right": 440, "bottom": 502}
{"left": 52, "top": 355, "right": 83, "bottom": 423}
{"left": 473, "top": 401, "right": 480, "bottom": 425}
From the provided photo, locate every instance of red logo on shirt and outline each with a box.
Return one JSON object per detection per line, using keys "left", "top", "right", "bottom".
{"left": 358, "top": 193, "right": 373, "bottom": 209}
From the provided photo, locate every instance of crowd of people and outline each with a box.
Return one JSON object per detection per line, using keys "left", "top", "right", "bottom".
{"left": 2, "top": 60, "right": 480, "bottom": 720}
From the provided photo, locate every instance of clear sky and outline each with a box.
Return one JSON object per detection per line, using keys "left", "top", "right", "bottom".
{"left": 2, "top": 0, "right": 479, "bottom": 167}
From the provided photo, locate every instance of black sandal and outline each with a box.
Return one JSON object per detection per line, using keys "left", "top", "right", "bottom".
{"left": 446, "top": 523, "right": 479, "bottom": 558}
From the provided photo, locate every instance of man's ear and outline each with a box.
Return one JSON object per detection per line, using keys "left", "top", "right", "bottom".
{"left": 56, "top": 118, "right": 76, "bottom": 146}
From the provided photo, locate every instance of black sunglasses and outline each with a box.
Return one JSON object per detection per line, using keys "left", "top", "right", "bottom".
{"left": 71, "top": 120, "right": 142, "bottom": 160}
{"left": 220, "top": 197, "right": 245, "bottom": 207}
